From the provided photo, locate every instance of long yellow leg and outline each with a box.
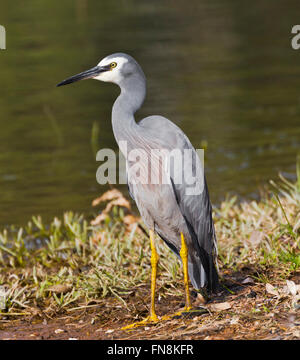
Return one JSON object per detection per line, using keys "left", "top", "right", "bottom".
{"left": 122, "top": 229, "right": 159, "bottom": 330}
{"left": 180, "top": 232, "right": 192, "bottom": 311}
{"left": 149, "top": 229, "right": 159, "bottom": 321}
{"left": 161, "top": 233, "right": 193, "bottom": 321}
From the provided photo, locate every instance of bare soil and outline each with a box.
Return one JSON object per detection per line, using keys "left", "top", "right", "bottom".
{"left": 1, "top": 270, "right": 299, "bottom": 340}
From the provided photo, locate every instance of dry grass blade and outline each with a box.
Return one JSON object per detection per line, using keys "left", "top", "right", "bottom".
{"left": 0, "top": 165, "right": 299, "bottom": 339}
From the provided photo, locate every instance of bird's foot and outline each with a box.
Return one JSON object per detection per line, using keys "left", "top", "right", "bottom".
{"left": 161, "top": 306, "right": 208, "bottom": 320}
{"left": 121, "top": 313, "right": 159, "bottom": 330}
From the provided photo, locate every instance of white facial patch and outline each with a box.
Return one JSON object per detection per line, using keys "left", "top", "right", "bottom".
{"left": 94, "top": 56, "right": 129, "bottom": 83}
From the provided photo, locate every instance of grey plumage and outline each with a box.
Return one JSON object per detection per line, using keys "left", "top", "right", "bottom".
{"left": 57, "top": 53, "right": 219, "bottom": 293}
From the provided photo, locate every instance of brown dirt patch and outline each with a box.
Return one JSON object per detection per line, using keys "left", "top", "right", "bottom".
{"left": 1, "top": 272, "right": 299, "bottom": 340}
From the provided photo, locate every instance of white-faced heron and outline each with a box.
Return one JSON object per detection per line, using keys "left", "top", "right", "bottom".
{"left": 57, "top": 53, "right": 219, "bottom": 328}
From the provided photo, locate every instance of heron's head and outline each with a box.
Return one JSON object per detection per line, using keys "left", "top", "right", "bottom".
{"left": 57, "top": 53, "right": 145, "bottom": 87}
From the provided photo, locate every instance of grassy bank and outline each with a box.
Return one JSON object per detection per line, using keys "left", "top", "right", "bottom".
{"left": 0, "top": 165, "right": 299, "bottom": 339}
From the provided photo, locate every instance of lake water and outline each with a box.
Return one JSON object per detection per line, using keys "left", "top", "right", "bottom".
{"left": 0, "top": 0, "right": 300, "bottom": 226}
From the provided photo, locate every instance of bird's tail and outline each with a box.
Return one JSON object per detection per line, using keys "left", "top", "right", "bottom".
{"left": 188, "top": 248, "right": 219, "bottom": 294}
{"left": 184, "top": 218, "right": 219, "bottom": 294}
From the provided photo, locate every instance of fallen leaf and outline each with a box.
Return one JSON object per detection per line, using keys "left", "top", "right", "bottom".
{"left": 91, "top": 213, "right": 108, "bottom": 226}
{"left": 286, "top": 280, "right": 298, "bottom": 296}
{"left": 230, "top": 316, "right": 239, "bottom": 325}
{"left": 54, "top": 329, "right": 65, "bottom": 334}
{"left": 123, "top": 214, "right": 138, "bottom": 226}
{"left": 266, "top": 283, "right": 279, "bottom": 296}
{"left": 91, "top": 190, "right": 131, "bottom": 226}
{"left": 103, "top": 198, "right": 131, "bottom": 212}
{"left": 209, "top": 302, "right": 231, "bottom": 312}
{"left": 292, "top": 330, "right": 300, "bottom": 338}
{"left": 92, "top": 189, "right": 124, "bottom": 207}
{"left": 242, "top": 277, "right": 255, "bottom": 285}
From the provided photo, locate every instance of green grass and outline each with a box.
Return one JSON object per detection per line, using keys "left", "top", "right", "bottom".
{"left": 0, "top": 162, "right": 299, "bottom": 318}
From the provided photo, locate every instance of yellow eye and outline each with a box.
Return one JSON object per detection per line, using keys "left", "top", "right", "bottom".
{"left": 110, "top": 62, "right": 117, "bottom": 69}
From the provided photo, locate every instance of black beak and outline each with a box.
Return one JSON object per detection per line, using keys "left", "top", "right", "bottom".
{"left": 56, "top": 65, "right": 110, "bottom": 87}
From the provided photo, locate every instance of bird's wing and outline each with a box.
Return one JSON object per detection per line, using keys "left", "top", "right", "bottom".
{"left": 127, "top": 173, "right": 135, "bottom": 201}
{"left": 139, "top": 115, "right": 219, "bottom": 291}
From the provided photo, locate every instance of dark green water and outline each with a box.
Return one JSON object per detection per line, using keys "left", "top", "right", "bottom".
{"left": 0, "top": 0, "right": 300, "bottom": 226}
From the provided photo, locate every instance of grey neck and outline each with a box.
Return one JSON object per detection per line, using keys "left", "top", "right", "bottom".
{"left": 112, "top": 73, "right": 146, "bottom": 155}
